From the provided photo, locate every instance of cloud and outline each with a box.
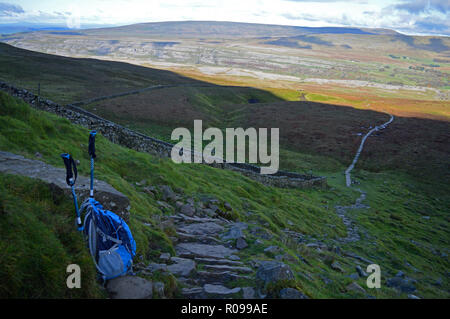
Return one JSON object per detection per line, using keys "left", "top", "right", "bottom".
{"left": 0, "top": 2, "right": 24, "bottom": 16}
{"left": 284, "top": 0, "right": 367, "bottom": 2}
{"left": 394, "top": 0, "right": 450, "bottom": 14}
{"left": 1, "top": 0, "right": 449, "bottom": 36}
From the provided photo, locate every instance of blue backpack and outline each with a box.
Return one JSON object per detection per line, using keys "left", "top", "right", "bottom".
{"left": 81, "top": 197, "right": 136, "bottom": 280}
{"left": 61, "top": 130, "right": 136, "bottom": 281}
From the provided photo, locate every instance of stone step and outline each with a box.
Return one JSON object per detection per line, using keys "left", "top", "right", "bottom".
{"left": 166, "top": 257, "right": 196, "bottom": 277}
{"left": 194, "top": 257, "right": 244, "bottom": 266}
{"left": 196, "top": 271, "right": 251, "bottom": 284}
{"left": 176, "top": 231, "right": 223, "bottom": 244}
{"left": 176, "top": 243, "right": 238, "bottom": 259}
{"left": 203, "top": 264, "right": 253, "bottom": 273}
{"left": 178, "top": 222, "right": 224, "bottom": 235}
{"left": 203, "top": 284, "right": 241, "bottom": 298}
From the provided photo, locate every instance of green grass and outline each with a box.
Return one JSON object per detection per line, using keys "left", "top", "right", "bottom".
{"left": 0, "top": 173, "right": 105, "bottom": 298}
{"left": 0, "top": 91, "right": 448, "bottom": 298}
{"left": 0, "top": 42, "right": 201, "bottom": 104}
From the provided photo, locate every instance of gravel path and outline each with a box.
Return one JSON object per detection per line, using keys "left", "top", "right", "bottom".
{"left": 332, "top": 113, "right": 394, "bottom": 243}
{"left": 345, "top": 114, "right": 394, "bottom": 187}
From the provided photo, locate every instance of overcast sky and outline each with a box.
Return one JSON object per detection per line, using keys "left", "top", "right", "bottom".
{"left": 0, "top": 0, "right": 449, "bottom": 36}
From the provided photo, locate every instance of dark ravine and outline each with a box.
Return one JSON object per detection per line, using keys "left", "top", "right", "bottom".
{"left": 0, "top": 81, "right": 326, "bottom": 189}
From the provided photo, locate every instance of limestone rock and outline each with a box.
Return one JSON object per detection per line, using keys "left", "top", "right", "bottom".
{"left": 160, "top": 185, "right": 177, "bottom": 202}
{"left": 236, "top": 237, "right": 248, "bottom": 250}
{"left": 167, "top": 257, "right": 196, "bottom": 276}
{"left": 180, "top": 203, "right": 195, "bottom": 216}
{"left": 256, "top": 261, "right": 294, "bottom": 285}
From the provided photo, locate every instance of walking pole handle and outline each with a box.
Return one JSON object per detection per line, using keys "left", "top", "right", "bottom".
{"left": 60, "top": 153, "right": 82, "bottom": 231}
{"left": 89, "top": 130, "right": 97, "bottom": 159}
{"left": 60, "top": 153, "right": 77, "bottom": 186}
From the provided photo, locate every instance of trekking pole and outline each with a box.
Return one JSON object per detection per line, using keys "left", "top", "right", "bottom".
{"left": 61, "top": 153, "right": 83, "bottom": 231}
{"left": 88, "top": 130, "right": 97, "bottom": 198}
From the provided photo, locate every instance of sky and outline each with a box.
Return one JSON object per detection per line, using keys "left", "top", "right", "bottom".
{"left": 0, "top": 0, "right": 449, "bottom": 36}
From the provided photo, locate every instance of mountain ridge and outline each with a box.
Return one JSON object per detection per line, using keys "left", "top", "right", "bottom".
{"left": 50, "top": 20, "right": 402, "bottom": 38}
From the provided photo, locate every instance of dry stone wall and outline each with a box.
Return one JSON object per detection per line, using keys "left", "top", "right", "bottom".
{"left": 0, "top": 82, "right": 326, "bottom": 189}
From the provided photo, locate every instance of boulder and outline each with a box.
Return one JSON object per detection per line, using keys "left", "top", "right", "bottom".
{"left": 167, "top": 257, "right": 196, "bottom": 277}
{"left": 346, "top": 282, "right": 366, "bottom": 294}
{"left": 330, "top": 261, "right": 344, "bottom": 272}
{"left": 236, "top": 237, "right": 248, "bottom": 250}
{"left": 256, "top": 261, "right": 294, "bottom": 285}
{"left": 222, "top": 226, "right": 244, "bottom": 240}
{"left": 180, "top": 203, "right": 195, "bottom": 216}
{"left": 0, "top": 151, "right": 130, "bottom": 221}
{"left": 106, "top": 276, "right": 153, "bottom": 299}
{"left": 356, "top": 265, "right": 368, "bottom": 277}
{"left": 160, "top": 185, "right": 177, "bottom": 202}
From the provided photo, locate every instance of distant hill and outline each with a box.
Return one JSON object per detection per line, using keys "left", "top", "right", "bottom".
{"left": 80, "top": 21, "right": 401, "bottom": 38}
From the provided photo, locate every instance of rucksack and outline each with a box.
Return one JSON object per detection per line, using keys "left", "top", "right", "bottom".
{"left": 61, "top": 130, "right": 136, "bottom": 281}
{"left": 80, "top": 197, "right": 136, "bottom": 280}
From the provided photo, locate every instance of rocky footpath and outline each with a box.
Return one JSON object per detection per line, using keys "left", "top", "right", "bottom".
{"left": 102, "top": 182, "right": 426, "bottom": 299}
{"left": 109, "top": 183, "right": 309, "bottom": 299}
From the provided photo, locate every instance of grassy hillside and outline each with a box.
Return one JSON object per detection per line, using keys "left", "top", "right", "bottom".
{"left": 1, "top": 91, "right": 448, "bottom": 298}
{"left": 0, "top": 42, "right": 202, "bottom": 104}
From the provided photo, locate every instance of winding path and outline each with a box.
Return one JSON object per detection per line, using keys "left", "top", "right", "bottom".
{"left": 332, "top": 113, "right": 394, "bottom": 243}
{"left": 345, "top": 114, "right": 394, "bottom": 187}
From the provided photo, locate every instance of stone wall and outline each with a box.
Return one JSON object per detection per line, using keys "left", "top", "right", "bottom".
{"left": 0, "top": 81, "right": 327, "bottom": 189}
